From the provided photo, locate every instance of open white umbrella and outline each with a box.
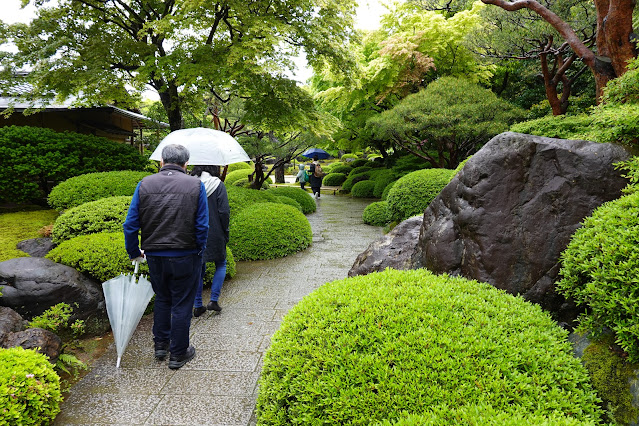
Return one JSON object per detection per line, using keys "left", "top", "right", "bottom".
{"left": 102, "top": 261, "right": 154, "bottom": 368}
{"left": 149, "top": 127, "right": 250, "bottom": 165}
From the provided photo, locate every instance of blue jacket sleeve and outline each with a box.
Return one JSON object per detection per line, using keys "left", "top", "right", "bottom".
{"left": 123, "top": 182, "right": 143, "bottom": 259}
{"left": 195, "top": 182, "right": 209, "bottom": 252}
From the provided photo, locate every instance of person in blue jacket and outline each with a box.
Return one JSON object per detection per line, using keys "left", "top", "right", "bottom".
{"left": 123, "top": 144, "right": 209, "bottom": 370}
{"left": 190, "top": 165, "right": 230, "bottom": 317}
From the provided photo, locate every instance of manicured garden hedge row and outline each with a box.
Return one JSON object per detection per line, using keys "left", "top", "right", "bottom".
{"left": 322, "top": 172, "right": 347, "bottom": 186}
{"left": 225, "top": 169, "right": 255, "bottom": 186}
{"left": 226, "top": 162, "right": 253, "bottom": 173}
{"left": 229, "top": 203, "right": 312, "bottom": 261}
{"left": 257, "top": 269, "right": 603, "bottom": 424}
{"left": 351, "top": 180, "right": 376, "bottom": 198}
{"left": 362, "top": 201, "right": 389, "bottom": 226}
{"left": 48, "top": 170, "right": 150, "bottom": 211}
{"left": 329, "top": 164, "right": 353, "bottom": 175}
{"left": 0, "top": 125, "right": 148, "bottom": 203}
{"left": 267, "top": 187, "right": 316, "bottom": 214}
{"left": 226, "top": 186, "right": 282, "bottom": 215}
{"left": 51, "top": 196, "right": 131, "bottom": 243}
{"left": 0, "top": 347, "right": 62, "bottom": 425}
{"left": 275, "top": 196, "right": 302, "bottom": 212}
{"left": 386, "top": 168, "right": 455, "bottom": 222}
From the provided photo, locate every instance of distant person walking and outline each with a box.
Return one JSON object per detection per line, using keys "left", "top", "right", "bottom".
{"left": 123, "top": 144, "right": 209, "bottom": 370}
{"left": 296, "top": 164, "right": 308, "bottom": 190}
{"left": 308, "top": 155, "right": 324, "bottom": 199}
{"left": 191, "top": 165, "right": 230, "bottom": 317}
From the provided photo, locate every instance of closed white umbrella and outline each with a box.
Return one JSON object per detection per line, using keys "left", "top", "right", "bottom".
{"left": 149, "top": 127, "right": 250, "bottom": 166}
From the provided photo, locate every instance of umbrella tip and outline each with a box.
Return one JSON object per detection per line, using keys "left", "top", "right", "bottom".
{"left": 116, "top": 357, "right": 121, "bottom": 368}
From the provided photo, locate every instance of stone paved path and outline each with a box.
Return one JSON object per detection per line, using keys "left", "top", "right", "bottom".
{"left": 54, "top": 195, "right": 382, "bottom": 425}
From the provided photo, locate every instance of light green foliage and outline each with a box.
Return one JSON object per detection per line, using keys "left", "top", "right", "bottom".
{"left": 228, "top": 203, "right": 312, "bottom": 261}
{"left": 381, "top": 181, "right": 396, "bottom": 201}
{"left": 615, "top": 156, "right": 639, "bottom": 194}
{"left": 225, "top": 169, "right": 255, "bottom": 186}
{"left": 0, "top": 126, "right": 148, "bottom": 204}
{"left": 348, "top": 166, "right": 372, "bottom": 177}
{"left": 226, "top": 162, "right": 253, "bottom": 173}
{"left": 372, "top": 169, "right": 397, "bottom": 198}
{"left": 275, "top": 196, "right": 303, "bottom": 212}
{"left": 342, "top": 173, "right": 371, "bottom": 193}
{"left": 322, "top": 172, "right": 347, "bottom": 186}
{"left": 267, "top": 187, "right": 316, "bottom": 214}
{"left": 257, "top": 269, "right": 603, "bottom": 425}
{"left": 557, "top": 191, "right": 639, "bottom": 362}
{"left": 351, "top": 180, "right": 376, "bottom": 198}
{"left": 27, "top": 302, "right": 85, "bottom": 340}
{"left": 48, "top": 171, "right": 150, "bottom": 211}
{"left": 362, "top": 201, "right": 390, "bottom": 226}
{"left": 233, "top": 178, "right": 271, "bottom": 189}
{"left": 340, "top": 154, "right": 359, "bottom": 161}
{"left": 386, "top": 169, "right": 455, "bottom": 222}
{"left": 51, "top": 196, "right": 131, "bottom": 244}
{"left": 0, "top": 347, "right": 62, "bottom": 425}
{"left": 0, "top": 208, "right": 59, "bottom": 262}
{"left": 510, "top": 115, "right": 592, "bottom": 140}
{"left": 601, "top": 57, "right": 639, "bottom": 106}
{"left": 329, "top": 164, "right": 353, "bottom": 175}
{"left": 388, "top": 154, "right": 431, "bottom": 175}
{"left": 226, "top": 186, "right": 282, "bottom": 216}
{"left": 368, "top": 77, "right": 525, "bottom": 169}
{"left": 348, "top": 159, "right": 369, "bottom": 168}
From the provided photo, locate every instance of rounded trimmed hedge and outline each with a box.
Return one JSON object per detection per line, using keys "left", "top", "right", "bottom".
{"left": 340, "top": 153, "right": 359, "bottom": 161}
{"left": 348, "top": 166, "right": 372, "bottom": 177}
{"left": 557, "top": 190, "right": 639, "bottom": 363}
{"left": 226, "top": 186, "right": 282, "bottom": 215}
{"left": 386, "top": 168, "right": 455, "bottom": 222}
{"left": 381, "top": 181, "right": 396, "bottom": 201}
{"left": 47, "top": 171, "right": 150, "bottom": 211}
{"left": 226, "top": 162, "right": 253, "bottom": 173}
{"left": 229, "top": 203, "right": 312, "bottom": 261}
{"left": 257, "top": 269, "right": 603, "bottom": 425}
{"left": 372, "top": 170, "right": 396, "bottom": 199}
{"left": 46, "top": 232, "right": 236, "bottom": 283}
{"left": 342, "top": 172, "right": 371, "bottom": 193}
{"left": 275, "top": 195, "right": 303, "bottom": 212}
{"left": 225, "top": 169, "right": 254, "bottom": 186}
{"left": 351, "top": 180, "right": 376, "bottom": 198}
{"left": 0, "top": 346, "right": 62, "bottom": 425}
{"left": 322, "top": 172, "right": 347, "bottom": 187}
{"left": 51, "top": 196, "right": 131, "bottom": 243}
{"left": 267, "top": 187, "right": 316, "bottom": 214}
{"left": 233, "top": 178, "right": 271, "bottom": 189}
{"left": 329, "top": 164, "right": 353, "bottom": 175}
{"left": 349, "top": 158, "right": 368, "bottom": 168}
{"left": 362, "top": 201, "right": 389, "bottom": 226}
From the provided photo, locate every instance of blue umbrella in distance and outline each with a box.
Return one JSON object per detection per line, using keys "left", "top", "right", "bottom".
{"left": 301, "top": 147, "right": 330, "bottom": 159}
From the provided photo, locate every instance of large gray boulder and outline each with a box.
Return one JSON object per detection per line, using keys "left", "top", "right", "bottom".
{"left": 3, "top": 328, "right": 63, "bottom": 363}
{"left": 16, "top": 238, "right": 56, "bottom": 258}
{"left": 348, "top": 216, "right": 423, "bottom": 277}
{"left": 0, "top": 257, "right": 105, "bottom": 321}
{"left": 414, "top": 132, "right": 630, "bottom": 322}
{"left": 0, "top": 306, "right": 26, "bottom": 345}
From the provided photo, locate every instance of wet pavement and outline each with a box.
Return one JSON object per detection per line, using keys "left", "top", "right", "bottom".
{"left": 54, "top": 194, "right": 382, "bottom": 425}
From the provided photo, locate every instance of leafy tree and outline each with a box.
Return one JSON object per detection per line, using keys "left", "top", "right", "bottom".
{"left": 2, "top": 0, "right": 357, "bottom": 131}
{"left": 367, "top": 77, "right": 525, "bottom": 168}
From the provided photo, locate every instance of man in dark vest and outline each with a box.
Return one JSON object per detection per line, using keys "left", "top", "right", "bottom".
{"left": 123, "top": 144, "right": 209, "bottom": 370}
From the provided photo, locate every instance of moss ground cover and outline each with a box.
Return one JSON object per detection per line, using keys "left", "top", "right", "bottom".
{"left": 258, "top": 269, "right": 603, "bottom": 425}
{"left": 0, "top": 208, "right": 59, "bottom": 262}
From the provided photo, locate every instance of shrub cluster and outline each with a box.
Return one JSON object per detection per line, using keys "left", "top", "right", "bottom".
{"left": 229, "top": 203, "right": 312, "bottom": 261}
{"left": 362, "top": 201, "right": 390, "bottom": 226}
{"left": 372, "top": 170, "right": 396, "bottom": 198}
{"left": 226, "top": 162, "right": 253, "bottom": 173}
{"left": 381, "top": 181, "right": 396, "bottom": 201}
{"left": 225, "top": 169, "right": 254, "bottom": 186}
{"left": 348, "top": 166, "right": 373, "bottom": 177}
{"left": 351, "top": 180, "right": 376, "bottom": 198}
{"left": 557, "top": 191, "right": 639, "bottom": 362}
{"left": 47, "top": 232, "right": 236, "bottom": 283}
{"left": 48, "top": 171, "right": 150, "bottom": 211}
{"left": 342, "top": 172, "right": 371, "bottom": 193}
{"left": 322, "top": 172, "right": 347, "bottom": 187}
{"left": 257, "top": 269, "right": 603, "bottom": 425}
{"left": 329, "top": 164, "right": 353, "bottom": 175}
{"left": 349, "top": 158, "right": 369, "bottom": 168}
{"left": 226, "top": 186, "right": 282, "bottom": 215}
{"left": 51, "top": 196, "right": 131, "bottom": 243}
{"left": 386, "top": 168, "right": 455, "bottom": 222}
{"left": 0, "top": 346, "right": 62, "bottom": 425}
{"left": 340, "top": 153, "right": 359, "bottom": 161}
{"left": 267, "top": 187, "right": 316, "bottom": 214}
{"left": 0, "top": 125, "right": 148, "bottom": 203}
{"left": 275, "top": 196, "right": 302, "bottom": 212}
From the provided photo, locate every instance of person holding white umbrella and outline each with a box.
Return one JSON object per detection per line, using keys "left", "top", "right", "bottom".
{"left": 123, "top": 144, "right": 209, "bottom": 370}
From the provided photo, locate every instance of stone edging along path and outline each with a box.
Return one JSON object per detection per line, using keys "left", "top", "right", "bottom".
{"left": 55, "top": 195, "right": 382, "bottom": 425}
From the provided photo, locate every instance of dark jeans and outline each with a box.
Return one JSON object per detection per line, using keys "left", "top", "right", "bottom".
{"left": 146, "top": 254, "right": 202, "bottom": 356}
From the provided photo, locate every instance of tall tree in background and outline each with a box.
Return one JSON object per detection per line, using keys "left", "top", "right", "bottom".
{"left": 1, "top": 0, "right": 357, "bottom": 131}
{"left": 481, "top": 0, "right": 637, "bottom": 99}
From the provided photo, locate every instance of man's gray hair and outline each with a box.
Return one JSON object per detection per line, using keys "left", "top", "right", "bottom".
{"left": 162, "top": 144, "right": 190, "bottom": 166}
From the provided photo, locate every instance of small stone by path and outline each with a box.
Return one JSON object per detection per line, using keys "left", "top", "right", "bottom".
{"left": 54, "top": 195, "right": 382, "bottom": 425}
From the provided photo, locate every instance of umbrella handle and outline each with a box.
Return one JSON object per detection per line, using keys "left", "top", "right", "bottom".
{"left": 134, "top": 261, "right": 139, "bottom": 275}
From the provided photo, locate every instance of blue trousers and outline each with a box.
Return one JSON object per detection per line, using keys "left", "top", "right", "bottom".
{"left": 146, "top": 254, "right": 201, "bottom": 356}
{"left": 194, "top": 259, "right": 227, "bottom": 308}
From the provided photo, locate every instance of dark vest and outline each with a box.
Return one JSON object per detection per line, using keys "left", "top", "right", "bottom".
{"left": 138, "top": 164, "right": 201, "bottom": 251}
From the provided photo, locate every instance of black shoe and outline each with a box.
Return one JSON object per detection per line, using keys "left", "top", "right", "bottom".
{"left": 154, "top": 341, "right": 169, "bottom": 361}
{"left": 168, "top": 345, "right": 196, "bottom": 370}
{"left": 193, "top": 306, "right": 207, "bottom": 317}
{"left": 207, "top": 300, "right": 222, "bottom": 312}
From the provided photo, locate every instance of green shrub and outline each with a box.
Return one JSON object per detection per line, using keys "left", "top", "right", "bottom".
{"left": 0, "top": 346, "right": 62, "bottom": 425}
{"left": 229, "top": 203, "right": 312, "bottom": 261}
{"left": 348, "top": 166, "right": 372, "bottom": 177}
{"left": 342, "top": 172, "right": 371, "bottom": 193}
{"left": 351, "top": 180, "right": 376, "bottom": 198}
{"left": 226, "top": 162, "right": 253, "bottom": 173}
{"left": 557, "top": 191, "right": 639, "bottom": 363}
{"left": 511, "top": 115, "right": 593, "bottom": 140}
{"left": 257, "top": 269, "right": 603, "bottom": 425}
{"left": 275, "top": 196, "right": 303, "bottom": 212}
{"left": 349, "top": 158, "right": 368, "bottom": 168}
{"left": 340, "top": 153, "right": 359, "bottom": 161}
{"left": 386, "top": 169, "right": 455, "bottom": 222}
{"left": 225, "top": 169, "right": 254, "bottom": 185}
{"left": 601, "top": 57, "right": 639, "bottom": 106}
{"left": 381, "top": 181, "right": 396, "bottom": 201}
{"left": 47, "top": 232, "right": 236, "bottom": 283}
{"left": 27, "top": 302, "right": 86, "bottom": 340}
{"left": 371, "top": 170, "right": 396, "bottom": 199}
{"left": 226, "top": 186, "right": 282, "bottom": 215}
{"left": 267, "top": 187, "right": 316, "bottom": 214}
{"left": 0, "top": 125, "right": 148, "bottom": 203}
{"left": 322, "top": 173, "right": 347, "bottom": 186}
{"left": 389, "top": 154, "right": 431, "bottom": 175}
{"left": 362, "top": 201, "right": 389, "bottom": 226}
{"left": 329, "top": 164, "right": 353, "bottom": 175}
{"left": 234, "top": 178, "right": 271, "bottom": 189}
{"left": 51, "top": 196, "right": 131, "bottom": 243}
{"left": 203, "top": 247, "right": 237, "bottom": 283}
{"left": 48, "top": 171, "right": 151, "bottom": 211}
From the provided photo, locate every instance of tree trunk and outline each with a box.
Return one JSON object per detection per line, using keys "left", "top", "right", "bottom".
{"left": 274, "top": 161, "right": 285, "bottom": 184}
{"left": 158, "top": 82, "right": 183, "bottom": 131}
